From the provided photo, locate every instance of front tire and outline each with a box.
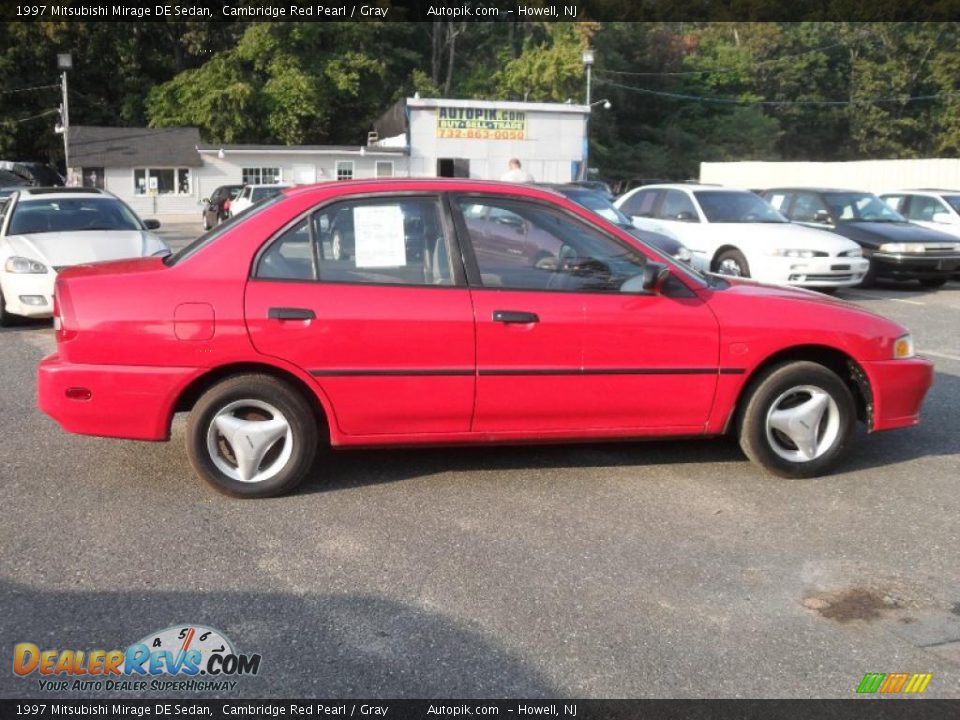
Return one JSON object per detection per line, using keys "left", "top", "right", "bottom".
{"left": 714, "top": 249, "right": 751, "bottom": 278}
{"left": 0, "top": 288, "right": 20, "bottom": 328}
{"left": 738, "top": 361, "right": 855, "bottom": 478}
{"left": 186, "top": 374, "right": 320, "bottom": 498}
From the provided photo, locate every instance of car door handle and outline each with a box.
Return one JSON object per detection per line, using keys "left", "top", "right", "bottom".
{"left": 268, "top": 307, "right": 315, "bottom": 320}
{"left": 493, "top": 310, "right": 539, "bottom": 324}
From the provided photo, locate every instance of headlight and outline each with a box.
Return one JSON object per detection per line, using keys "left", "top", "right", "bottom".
{"left": 674, "top": 246, "right": 692, "bottom": 262}
{"left": 841, "top": 248, "right": 863, "bottom": 258}
{"left": 772, "top": 249, "right": 828, "bottom": 258}
{"left": 893, "top": 334, "right": 915, "bottom": 359}
{"left": 4, "top": 256, "right": 48, "bottom": 274}
{"left": 152, "top": 248, "right": 172, "bottom": 257}
{"left": 879, "top": 243, "right": 926, "bottom": 253}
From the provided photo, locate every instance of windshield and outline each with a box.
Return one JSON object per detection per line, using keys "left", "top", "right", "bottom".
{"left": 823, "top": 192, "right": 906, "bottom": 223}
{"left": 943, "top": 195, "right": 960, "bottom": 214}
{"left": 566, "top": 190, "right": 631, "bottom": 225}
{"left": 8, "top": 197, "right": 143, "bottom": 235}
{"left": 165, "top": 194, "right": 284, "bottom": 266}
{"left": 693, "top": 191, "right": 787, "bottom": 223}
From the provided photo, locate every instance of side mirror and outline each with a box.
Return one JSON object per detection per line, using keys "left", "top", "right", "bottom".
{"left": 642, "top": 261, "right": 670, "bottom": 292}
{"left": 202, "top": 197, "right": 210, "bottom": 204}
{"left": 932, "top": 212, "right": 957, "bottom": 225}
{"left": 621, "top": 261, "right": 670, "bottom": 293}
{"left": 813, "top": 210, "right": 831, "bottom": 224}
{"left": 675, "top": 211, "right": 697, "bottom": 222}
{"left": 143, "top": 219, "right": 161, "bottom": 230}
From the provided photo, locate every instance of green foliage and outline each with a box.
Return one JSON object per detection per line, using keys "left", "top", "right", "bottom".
{"left": 3, "top": 20, "right": 960, "bottom": 181}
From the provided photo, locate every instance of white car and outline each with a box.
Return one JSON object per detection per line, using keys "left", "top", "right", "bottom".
{"left": 880, "top": 189, "right": 960, "bottom": 239}
{"left": 228, "top": 183, "right": 291, "bottom": 218}
{"left": 0, "top": 188, "right": 169, "bottom": 325}
{"left": 614, "top": 184, "right": 869, "bottom": 289}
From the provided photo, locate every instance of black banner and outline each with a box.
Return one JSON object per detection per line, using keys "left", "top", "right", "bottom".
{"left": 2, "top": 700, "right": 960, "bottom": 720}
{"left": 4, "top": 0, "right": 960, "bottom": 22}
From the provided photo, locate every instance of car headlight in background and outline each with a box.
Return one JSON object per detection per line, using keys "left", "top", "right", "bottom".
{"left": 879, "top": 243, "right": 927, "bottom": 253}
{"left": 772, "top": 249, "right": 828, "bottom": 258}
{"left": 840, "top": 248, "right": 863, "bottom": 257}
{"left": 674, "top": 246, "right": 692, "bottom": 263}
{"left": 152, "top": 248, "right": 172, "bottom": 257}
{"left": 893, "top": 334, "right": 915, "bottom": 359}
{"left": 4, "top": 256, "right": 48, "bottom": 274}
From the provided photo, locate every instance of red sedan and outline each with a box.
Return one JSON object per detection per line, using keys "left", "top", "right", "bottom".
{"left": 37, "top": 180, "right": 934, "bottom": 498}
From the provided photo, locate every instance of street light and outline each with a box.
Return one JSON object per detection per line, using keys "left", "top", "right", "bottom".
{"left": 580, "top": 49, "right": 601, "bottom": 181}
{"left": 57, "top": 53, "right": 72, "bottom": 184}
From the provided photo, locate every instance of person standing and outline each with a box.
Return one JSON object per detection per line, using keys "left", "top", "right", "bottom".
{"left": 500, "top": 158, "right": 534, "bottom": 183}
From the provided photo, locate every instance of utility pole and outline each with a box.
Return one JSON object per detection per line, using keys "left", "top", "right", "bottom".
{"left": 580, "top": 49, "right": 594, "bottom": 182}
{"left": 57, "top": 53, "right": 72, "bottom": 184}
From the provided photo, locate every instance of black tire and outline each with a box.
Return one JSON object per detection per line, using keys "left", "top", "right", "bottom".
{"left": 186, "top": 374, "right": 320, "bottom": 498}
{"left": 202, "top": 213, "right": 211, "bottom": 231}
{"left": 0, "top": 288, "right": 20, "bottom": 328}
{"left": 737, "top": 361, "right": 856, "bottom": 479}
{"left": 919, "top": 277, "right": 948, "bottom": 289}
{"left": 857, "top": 260, "right": 878, "bottom": 288}
{"left": 714, "top": 249, "right": 751, "bottom": 278}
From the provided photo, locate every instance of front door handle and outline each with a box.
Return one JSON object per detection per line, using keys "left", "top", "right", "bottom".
{"left": 493, "top": 310, "right": 539, "bottom": 324}
{"left": 268, "top": 307, "right": 315, "bottom": 320}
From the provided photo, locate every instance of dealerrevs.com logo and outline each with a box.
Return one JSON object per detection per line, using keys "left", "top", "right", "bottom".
{"left": 13, "top": 625, "right": 261, "bottom": 693}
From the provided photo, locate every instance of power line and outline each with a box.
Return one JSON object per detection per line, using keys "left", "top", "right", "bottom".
{"left": 597, "top": 79, "right": 960, "bottom": 107}
{"left": 594, "top": 39, "right": 853, "bottom": 78}
{"left": 0, "top": 83, "right": 60, "bottom": 97}
{"left": 14, "top": 109, "right": 59, "bottom": 124}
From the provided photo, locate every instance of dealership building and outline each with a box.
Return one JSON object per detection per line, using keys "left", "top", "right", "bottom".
{"left": 65, "top": 98, "right": 591, "bottom": 218}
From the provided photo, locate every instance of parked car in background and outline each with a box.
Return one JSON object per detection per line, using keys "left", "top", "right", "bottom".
{"left": 0, "top": 169, "right": 30, "bottom": 199}
{"left": 764, "top": 188, "right": 960, "bottom": 288}
{"left": 0, "top": 161, "right": 63, "bottom": 187}
{"left": 201, "top": 184, "right": 243, "bottom": 230}
{"left": 879, "top": 189, "right": 960, "bottom": 240}
{"left": 536, "top": 183, "right": 692, "bottom": 264}
{"left": 569, "top": 180, "right": 615, "bottom": 201}
{"left": 228, "top": 183, "right": 292, "bottom": 218}
{"left": 0, "top": 188, "right": 168, "bottom": 325}
{"left": 615, "top": 184, "right": 868, "bottom": 290}
{"left": 38, "top": 180, "right": 932, "bottom": 498}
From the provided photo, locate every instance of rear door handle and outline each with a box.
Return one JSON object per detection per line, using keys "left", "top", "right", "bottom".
{"left": 268, "top": 307, "right": 315, "bottom": 320}
{"left": 493, "top": 310, "right": 539, "bottom": 324}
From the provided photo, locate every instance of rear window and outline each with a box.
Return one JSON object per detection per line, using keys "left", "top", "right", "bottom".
{"left": 165, "top": 194, "right": 284, "bottom": 266}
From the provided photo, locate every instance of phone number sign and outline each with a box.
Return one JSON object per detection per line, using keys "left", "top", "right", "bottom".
{"left": 436, "top": 107, "right": 526, "bottom": 140}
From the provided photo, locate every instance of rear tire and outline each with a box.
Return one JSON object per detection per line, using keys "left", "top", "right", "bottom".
{"left": 714, "top": 249, "right": 751, "bottom": 278}
{"left": 202, "top": 213, "right": 211, "bottom": 231}
{"left": 186, "top": 374, "right": 320, "bottom": 498}
{"left": 738, "top": 361, "right": 855, "bottom": 479}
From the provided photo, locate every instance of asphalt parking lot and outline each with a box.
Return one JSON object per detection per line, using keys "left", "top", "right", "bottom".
{"left": 1, "top": 221, "right": 958, "bottom": 699}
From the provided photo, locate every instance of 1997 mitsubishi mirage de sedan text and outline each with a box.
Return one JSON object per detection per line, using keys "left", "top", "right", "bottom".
{"left": 38, "top": 181, "right": 934, "bottom": 498}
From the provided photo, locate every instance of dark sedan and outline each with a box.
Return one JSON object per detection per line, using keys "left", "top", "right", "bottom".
{"left": 763, "top": 188, "right": 960, "bottom": 288}
{"left": 201, "top": 184, "right": 243, "bottom": 230}
{"left": 535, "top": 184, "right": 693, "bottom": 265}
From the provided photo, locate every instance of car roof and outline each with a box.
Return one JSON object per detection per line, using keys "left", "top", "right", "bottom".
{"left": 16, "top": 187, "right": 106, "bottom": 198}
{"left": 629, "top": 183, "right": 732, "bottom": 191}
{"left": 282, "top": 178, "right": 580, "bottom": 199}
{"left": 246, "top": 183, "right": 291, "bottom": 188}
{"left": 763, "top": 187, "right": 875, "bottom": 194}
{"left": 879, "top": 188, "right": 960, "bottom": 194}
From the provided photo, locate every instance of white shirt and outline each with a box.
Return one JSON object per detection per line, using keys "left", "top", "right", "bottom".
{"left": 500, "top": 168, "right": 535, "bottom": 183}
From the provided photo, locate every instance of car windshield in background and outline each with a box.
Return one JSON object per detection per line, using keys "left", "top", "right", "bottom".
{"left": 565, "top": 190, "right": 631, "bottom": 225}
{"left": 693, "top": 191, "right": 787, "bottom": 223}
{"left": 944, "top": 195, "right": 960, "bottom": 214}
{"left": 251, "top": 187, "right": 283, "bottom": 202}
{"left": 8, "top": 197, "right": 143, "bottom": 235}
{"left": 823, "top": 192, "right": 906, "bottom": 223}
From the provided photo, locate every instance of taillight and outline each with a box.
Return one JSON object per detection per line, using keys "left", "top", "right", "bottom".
{"left": 54, "top": 277, "right": 78, "bottom": 342}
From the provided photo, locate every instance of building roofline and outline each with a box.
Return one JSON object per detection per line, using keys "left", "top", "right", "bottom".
{"left": 406, "top": 97, "right": 590, "bottom": 114}
{"left": 197, "top": 145, "right": 406, "bottom": 156}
